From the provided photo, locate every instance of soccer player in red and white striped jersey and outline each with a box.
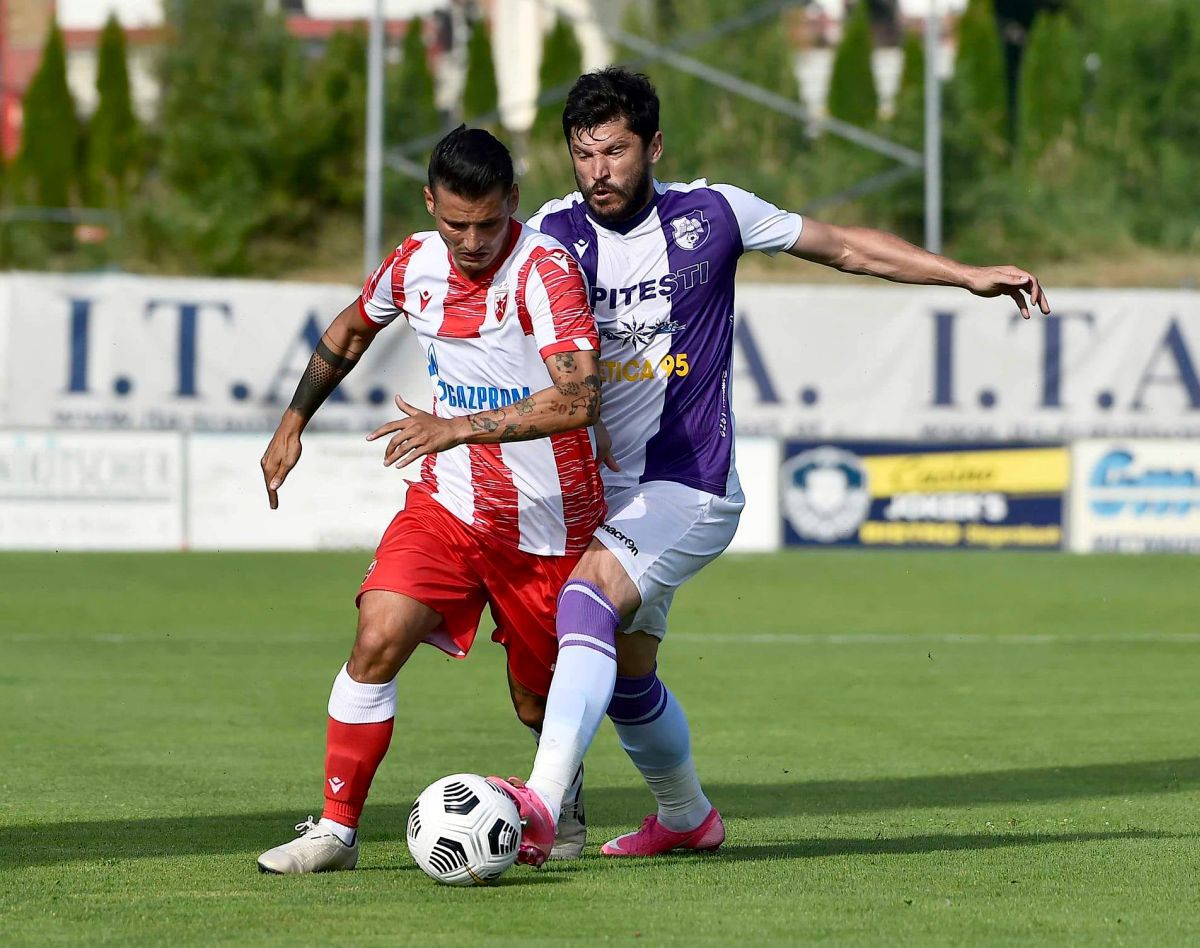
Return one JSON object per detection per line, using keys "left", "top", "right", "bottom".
{"left": 256, "top": 127, "right": 605, "bottom": 874}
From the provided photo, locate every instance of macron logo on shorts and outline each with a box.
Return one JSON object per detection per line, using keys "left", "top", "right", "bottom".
{"left": 600, "top": 522, "right": 639, "bottom": 556}
{"left": 328, "top": 777, "right": 345, "bottom": 794}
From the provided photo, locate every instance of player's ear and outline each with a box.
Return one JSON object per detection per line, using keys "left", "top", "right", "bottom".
{"left": 507, "top": 184, "right": 520, "bottom": 216}
{"left": 648, "top": 131, "right": 663, "bottom": 166}
{"left": 424, "top": 185, "right": 436, "bottom": 218}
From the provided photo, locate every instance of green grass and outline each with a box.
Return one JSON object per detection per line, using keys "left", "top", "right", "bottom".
{"left": 2, "top": 551, "right": 1198, "bottom": 946}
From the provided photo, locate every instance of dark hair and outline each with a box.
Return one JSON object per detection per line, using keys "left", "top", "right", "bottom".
{"left": 562, "top": 67, "right": 660, "bottom": 145}
{"left": 427, "top": 125, "right": 514, "bottom": 199}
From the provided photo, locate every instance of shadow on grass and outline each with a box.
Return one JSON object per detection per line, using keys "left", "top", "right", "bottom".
{"left": 3, "top": 757, "right": 1196, "bottom": 870}
{"left": 710, "top": 829, "right": 1184, "bottom": 862}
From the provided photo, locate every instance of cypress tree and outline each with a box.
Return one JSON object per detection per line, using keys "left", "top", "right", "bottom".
{"left": 950, "top": 0, "right": 1009, "bottom": 163}
{"left": 534, "top": 17, "right": 583, "bottom": 140}
{"left": 18, "top": 21, "right": 78, "bottom": 208}
{"left": 826, "top": 0, "right": 879, "bottom": 128}
{"left": 462, "top": 17, "right": 498, "bottom": 120}
{"left": 891, "top": 27, "right": 925, "bottom": 146}
{"left": 155, "top": 0, "right": 295, "bottom": 272}
{"left": 86, "top": 14, "right": 139, "bottom": 205}
{"left": 1017, "top": 11, "right": 1083, "bottom": 165}
{"left": 388, "top": 18, "right": 440, "bottom": 143}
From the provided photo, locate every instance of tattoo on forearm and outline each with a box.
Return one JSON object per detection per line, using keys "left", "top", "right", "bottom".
{"left": 505, "top": 424, "right": 544, "bottom": 442}
{"left": 469, "top": 412, "right": 502, "bottom": 434}
{"left": 288, "top": 337, "right": 359, "bottom": 419}
{"left": 553, "top": 352, "right": 577, "bottom": 372}
{"left": 514, "top": 396, "right": 535, "bottom": 416}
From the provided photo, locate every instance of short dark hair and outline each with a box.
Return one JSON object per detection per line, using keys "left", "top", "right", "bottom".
{"left": 562, "top": 68, "right": 660, "bottom": 146}
{"left": 427, "top": 125, "right": 514, "bottom": 199}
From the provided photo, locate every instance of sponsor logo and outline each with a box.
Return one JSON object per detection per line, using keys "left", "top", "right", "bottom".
{"left": 601, "top": 317, "right": 687, "bottom": 347}
{"left": 600, "top": 353, "right": 690, "bottom": 383}
{"left": 599, "top": 522, "right": 639, "bottom": 556}
{"left": 670, "top": 210, "right": 711, "bottom": 250}
{"left": 419, "top": 289, "right": 433, "bottom": 312}
{"left": 1089, "top": 448, "right": 1200, "bottom": 517}
{"left": 590, "top": 260, "right": 710, "bottom": 312}
{"left": 426, "top": 342, "right": 531, "bottom": 410}
{"left": 781, "top": 446, "right": 870, "bottom": 543}
{"left": 328, "top": 776, "right": 345, "bottom": 794}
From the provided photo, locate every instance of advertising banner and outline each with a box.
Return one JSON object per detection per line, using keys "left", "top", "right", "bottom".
{"left": 186, "top": 433, "right": 421, "bottom": 551}
{"left": 3, "top": 276, "right": 1198, "bottom": 443}
{"left": 781, "top": 441, "right": 1067, "bottom": 550}
{"left": 731, "top": 285, "right": 1200, "bottom": 442}
{"left": 1069, "top": 440, "right": 1200, "bottom": 553}
{"left": 0, "top": 272, "right": 428, "bottom": 431}
{"left": 0, "top": 430, "right": 183, "bottom": 549}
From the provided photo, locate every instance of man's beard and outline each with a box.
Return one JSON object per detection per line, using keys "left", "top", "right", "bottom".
{"left": 580, "top": 166, "right": 654, "bottom": 224}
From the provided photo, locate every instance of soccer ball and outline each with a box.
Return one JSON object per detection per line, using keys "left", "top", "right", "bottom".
{"left": 406, "top": 773, "right": 522, "bottom": 886}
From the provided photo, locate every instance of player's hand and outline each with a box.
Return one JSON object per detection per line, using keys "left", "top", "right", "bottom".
{"left": 260, "top": 419, "right": 304, "bottom": 510}
{"left": 594, "top": 419, "right": 620, "bottom": 472}
{"left": 966, "top": 265, "right": 1051, "bottom": 319}
{"left": 367, "top": 395, "right": 462, "bottom": 469}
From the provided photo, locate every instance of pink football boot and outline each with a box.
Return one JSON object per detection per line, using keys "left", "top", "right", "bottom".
{"left": 601, "top": 808, "right": 725, "bottom": 857}
{"left": 487, "top": 777, "right": 556, "bottom": 867}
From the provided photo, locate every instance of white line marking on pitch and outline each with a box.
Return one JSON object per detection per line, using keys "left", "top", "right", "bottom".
{"left": 670, "top": 632, "right": 1200, "bottom": 645}
{"left": 5, "top": 631, "right": 1200, "bottom": 645}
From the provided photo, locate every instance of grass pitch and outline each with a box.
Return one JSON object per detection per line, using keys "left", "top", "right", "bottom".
{"left": 2, "top": 550, "right": 1198, "bottom": 946}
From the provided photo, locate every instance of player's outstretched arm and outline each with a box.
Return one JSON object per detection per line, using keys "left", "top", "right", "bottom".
{"left": 368, "top": 350, "right": 602, "bottom": 469}
{"left": 260, "top": 300, "right": 381, "bottom": 508}
{"left": 786, "top": 218, "right": 1051, "bottom": 319}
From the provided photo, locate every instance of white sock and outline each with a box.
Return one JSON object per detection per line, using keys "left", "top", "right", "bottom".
{"left": 526, "top": 582, "right": 619, "bottom": 825}
{"left": 319, "top": 817, "right": 356, "bottom": 846}
{"left": 611, "top": 681, "right": 712, "bottom": 832}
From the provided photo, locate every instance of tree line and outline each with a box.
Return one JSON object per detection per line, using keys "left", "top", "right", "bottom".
{"left": 5, "top": 0, "right": 1197, "bottom": 276}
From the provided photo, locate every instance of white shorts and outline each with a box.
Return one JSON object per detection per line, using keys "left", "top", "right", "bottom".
{"left": 593, "top": 480, "right": 745, "bottom": 639}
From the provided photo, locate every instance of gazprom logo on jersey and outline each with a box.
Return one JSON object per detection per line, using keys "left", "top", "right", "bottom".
{"left": 590, "top": 260, "right": 710, "bottom": 312}
{"left": 1089, "top": 448, "right": 1200, "bottom": 517}
{"left": 426, "top": 344, "right": 530, "bottom": 411}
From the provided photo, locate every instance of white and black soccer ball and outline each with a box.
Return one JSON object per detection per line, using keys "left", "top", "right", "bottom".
{"left": 406, "top": 773, "right": 522, "bottom": 886}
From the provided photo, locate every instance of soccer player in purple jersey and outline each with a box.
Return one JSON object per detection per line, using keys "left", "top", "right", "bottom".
{"left": 492, "top": 67, "right": 1051, "bottom": 863}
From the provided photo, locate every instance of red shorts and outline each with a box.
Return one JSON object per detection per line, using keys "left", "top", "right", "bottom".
{"left": 357, "top": 485, "right": 578, "bottom": 696}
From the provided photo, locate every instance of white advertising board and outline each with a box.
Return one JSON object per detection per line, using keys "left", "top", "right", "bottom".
{"left": 4, "top": 275, "right": 1198, "bottom": 444}
{"left": 186, "top": 433, "right": 421, "bottom": 551}
{"left": 0, "top": 271, "right": 429, "bottom": 432}
{"left": 0, "top": 430, "right": 183, "bottom": 550}
{"left": 728, "top": 436, "right": 780, "bottom": 553}
{"left": 1069, "top": 439, "right": 1200, "bottom": 553}
{"left": 731, "top": 285, "right": 1200, "bottom": 442}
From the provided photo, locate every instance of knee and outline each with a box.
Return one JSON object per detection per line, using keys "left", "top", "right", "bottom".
{"left": 510, "top": 687, "right": 546, "bottom": 731}
{"left": 615, "top": 630, "right": 659, "bottom": 678}
{"left": 345, "top": 624, "right": 405, "bottom": 681}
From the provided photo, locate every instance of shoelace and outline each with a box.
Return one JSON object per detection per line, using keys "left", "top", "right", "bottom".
{"left": 294, "top": 816, "right": 318, "bottom": 835}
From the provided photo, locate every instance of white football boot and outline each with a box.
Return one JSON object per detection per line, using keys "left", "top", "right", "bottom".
{"left": 257, "top": 817, "right": 359, "bottom": 874}
{"left": 549, "top": 765, "right": 586, "bottom": 860}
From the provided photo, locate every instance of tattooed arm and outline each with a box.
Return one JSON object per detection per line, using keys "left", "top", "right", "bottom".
{"left": 368, "top": 349, "right": 602, "bottom": 469}
{"left": 261, "top": 300, "right": 381, "bottom": 508}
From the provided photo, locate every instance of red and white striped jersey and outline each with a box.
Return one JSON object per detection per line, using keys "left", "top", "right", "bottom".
{"left": 359, "top": 220, "right": 604, "bottom": 556}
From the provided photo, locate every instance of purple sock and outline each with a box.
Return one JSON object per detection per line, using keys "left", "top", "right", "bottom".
{"left": 555, "top": 580, "right": 619, "bottom": 656}
{"left": 608, "top": 667, "right": 669, "bottom": 726}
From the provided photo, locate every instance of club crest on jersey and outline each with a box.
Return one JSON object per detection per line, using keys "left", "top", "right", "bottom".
{"left": 670, "top": 211, "right": 710, "bottom": 250}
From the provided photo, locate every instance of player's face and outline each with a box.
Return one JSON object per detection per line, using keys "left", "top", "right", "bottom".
{"left": 568, "top": 118, "right": 662, "bottom": 225}
{"left": 425, "top": 184, "right": 520, "bottom": 277}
